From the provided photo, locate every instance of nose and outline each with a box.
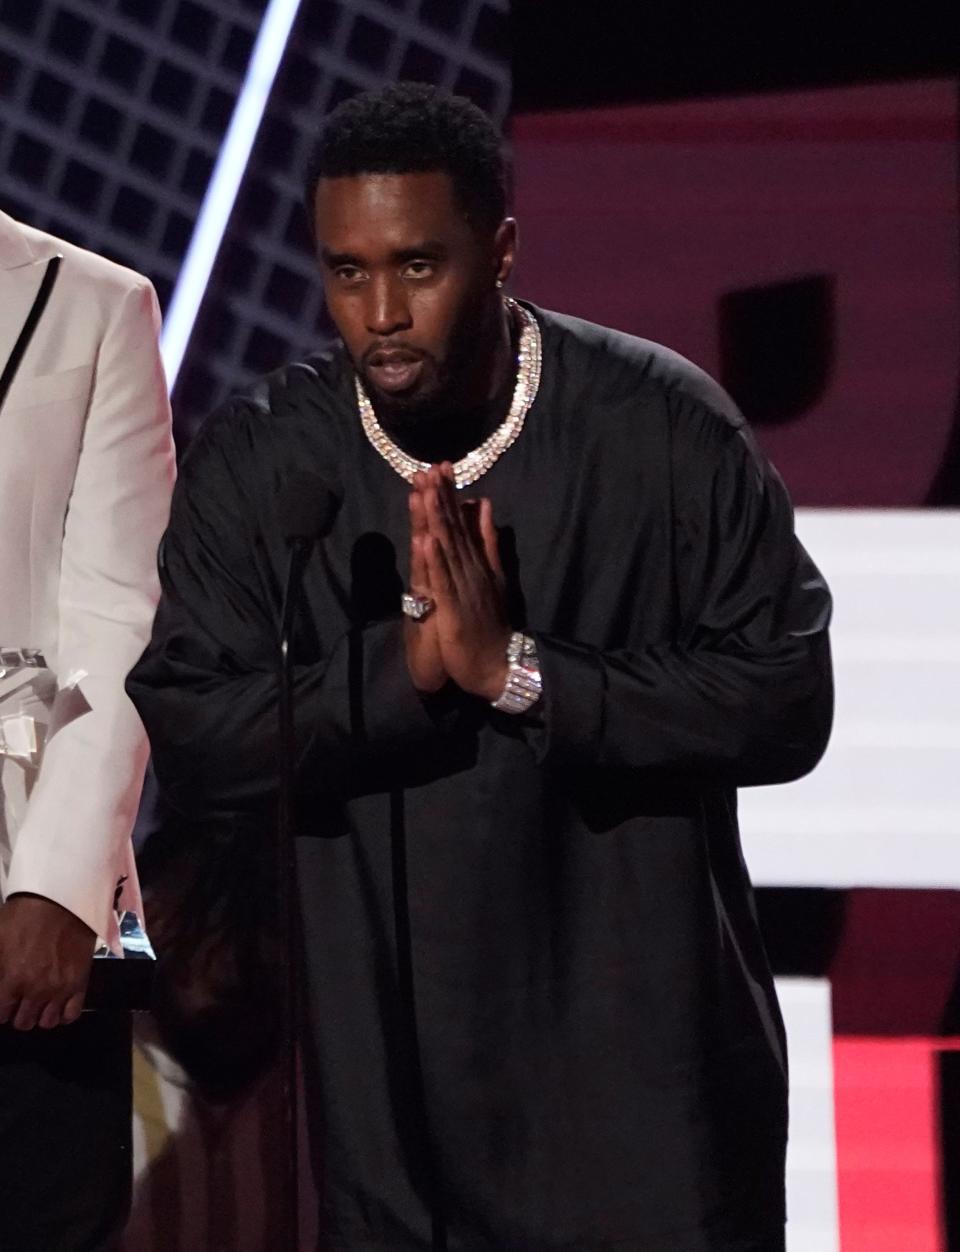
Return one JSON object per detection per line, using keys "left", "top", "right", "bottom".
{"left": 366, "top": 274, "right": 412, "bottom": 337}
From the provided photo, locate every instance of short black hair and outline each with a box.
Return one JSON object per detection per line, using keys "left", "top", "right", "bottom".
{"left": 305, "top": 82, "right": 508, "bottom": 235}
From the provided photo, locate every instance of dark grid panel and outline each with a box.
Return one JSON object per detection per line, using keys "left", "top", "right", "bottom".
{"left": 174, "top": 0, "right": 511, "bottom": 433}
{"left": 0, "top": 0, "right": 270, "bottom": 311}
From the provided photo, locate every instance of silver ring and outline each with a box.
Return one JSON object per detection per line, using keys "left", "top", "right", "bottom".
{"left": 401, "top": 592, "right": 434, "bottom": 622}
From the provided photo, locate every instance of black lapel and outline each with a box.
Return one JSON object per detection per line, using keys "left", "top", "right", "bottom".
{"left": 0, "top": 254, "right": 63, "bottom": 413}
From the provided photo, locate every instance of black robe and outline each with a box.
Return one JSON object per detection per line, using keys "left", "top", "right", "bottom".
{"left": 128, "top": 304, "right": 833, "bottom": 1251}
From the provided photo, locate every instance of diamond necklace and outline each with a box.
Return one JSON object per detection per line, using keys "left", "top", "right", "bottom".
{"left": 354, "top": 296, "right": 542, "bottom": 489}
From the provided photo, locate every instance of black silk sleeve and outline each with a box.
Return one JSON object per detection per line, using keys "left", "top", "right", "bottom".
{"left": 531, "top": 399, "right": 834, "bottom": 787}
{"left": 126, "top": 408, "right": 443, "bottom": 819}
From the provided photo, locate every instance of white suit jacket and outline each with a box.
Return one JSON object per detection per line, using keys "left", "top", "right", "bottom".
{"left": 0, "top": 210, "right": 175, "bottom": 953}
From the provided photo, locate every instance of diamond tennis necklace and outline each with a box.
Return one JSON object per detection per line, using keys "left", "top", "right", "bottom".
{"left": 354, "top": 296, "right": 542, "bottom": 489}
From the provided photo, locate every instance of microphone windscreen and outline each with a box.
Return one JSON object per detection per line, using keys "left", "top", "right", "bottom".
{"left": 276, "top": 471, "right": 340, "bottom": 543}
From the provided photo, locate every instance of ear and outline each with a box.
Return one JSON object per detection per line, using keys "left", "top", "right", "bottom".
{"left": 493, "top": 217, "right": 518, "bottom": 287}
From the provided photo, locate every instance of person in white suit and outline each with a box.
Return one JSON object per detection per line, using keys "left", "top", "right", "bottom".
{"left": 0, "top": 209, "right": 175, "bottom": 1251}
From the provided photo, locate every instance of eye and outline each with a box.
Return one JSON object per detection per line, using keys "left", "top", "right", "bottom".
{"left": 402, "top": 260, "right": 436, "bottom": 280}
{"left": 333, "top": 265, "right": 366, "bottom": 285}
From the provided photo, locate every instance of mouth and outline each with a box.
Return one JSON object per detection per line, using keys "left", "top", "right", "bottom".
{"left": 364, "top": 349, "right": 425, "bottom": 396}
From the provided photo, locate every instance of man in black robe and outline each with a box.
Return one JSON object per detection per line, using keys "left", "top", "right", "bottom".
{"left": 128, "top": 83, "right": 833, "bottom": 1251}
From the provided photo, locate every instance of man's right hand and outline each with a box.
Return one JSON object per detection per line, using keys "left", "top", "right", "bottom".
{"left": 0, "top": 894, "right": 93, "bottom": 1030}
{"left": 406, "top": 478, "right": 448, "bottom": 693}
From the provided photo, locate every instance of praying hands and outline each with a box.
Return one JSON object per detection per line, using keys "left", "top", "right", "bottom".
{"left": 405, "top": 463, "right": 511, "bottom": 701}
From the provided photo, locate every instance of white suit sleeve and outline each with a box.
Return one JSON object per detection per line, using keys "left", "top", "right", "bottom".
{"left": 5, "top": 277, "right": 175, "bottom": 945}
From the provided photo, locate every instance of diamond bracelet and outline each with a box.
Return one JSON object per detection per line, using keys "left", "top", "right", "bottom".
{"left": 491, "top": 632, "right": 542, "bottom": 715}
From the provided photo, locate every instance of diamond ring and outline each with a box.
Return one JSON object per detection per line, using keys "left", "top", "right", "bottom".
{"left": 401, "top": 592, "right": 435, "bottom": 622}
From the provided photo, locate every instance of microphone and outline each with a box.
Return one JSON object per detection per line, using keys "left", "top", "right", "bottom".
{"left": 276, "top": 470, "right": 340, "bottom": 712}
{"left": 277, "top": 469, "right": 340, "bottom": 548}
{"left": 274, "top": 469, "right": 339, "bottom": 1247}
{"left": 276, "top": 470, "right": 340, "bottom": 774}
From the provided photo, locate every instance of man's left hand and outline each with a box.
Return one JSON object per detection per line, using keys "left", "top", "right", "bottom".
{"left": 0, "top": 894, "right": 94, "bottom": 1030}
{"left": 417, "top": 463, "right": 511, "bottom": 702}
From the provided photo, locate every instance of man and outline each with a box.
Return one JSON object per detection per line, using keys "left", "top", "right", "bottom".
{"left": 0, "top": 209, "right": 175, "bottom": 1249}
{"left": 128, "top": 84, "right": 833, "bottom": 1251}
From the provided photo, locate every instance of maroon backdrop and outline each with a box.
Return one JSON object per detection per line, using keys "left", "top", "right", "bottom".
{"left": 512, "top": 79, "right": 959, "bottom": 507}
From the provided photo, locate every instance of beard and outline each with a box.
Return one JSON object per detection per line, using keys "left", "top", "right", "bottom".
{"left": 357, "top": 291, "right": 494, "bottom": 433}
{"left": 359, "top": 347, "right": 450, "bottom": 430}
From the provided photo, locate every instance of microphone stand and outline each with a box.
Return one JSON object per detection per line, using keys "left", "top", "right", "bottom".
{"left": 273, "top": 470, "right": 338, "bottom": 1247}
{"left": 277, "top": 539, "right": 308, "bottom": 1250}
